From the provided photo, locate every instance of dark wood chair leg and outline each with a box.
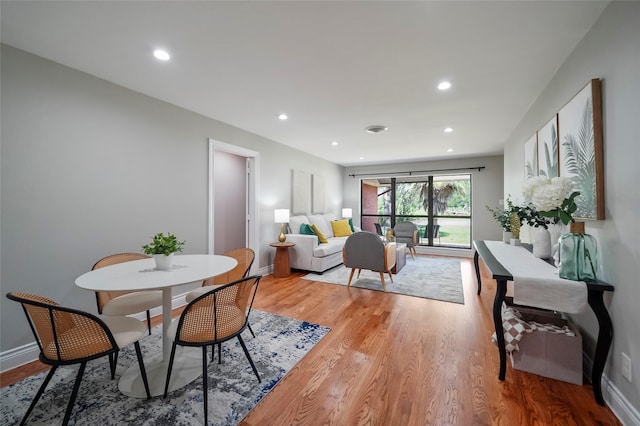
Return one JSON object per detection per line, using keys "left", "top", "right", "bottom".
{"left": 133, "top": 342, "right": 151, "bottom": 399}
{"left": 62, "top": 362, "right": 86, "bottom": 425}
{"left": 110, "top": 351, "right": 119, "bottom": 379}
{"left": 202, "top": 346, "right": 209, "bottom": 425}
{"left": 146, "top": 310, "right": 152, "bottom": 335}
{"left": 237, "top": 334, "right": 260, "bottom": 383}
{"left": 163, "top": 342, "right": 179, "bottom": 397}
{"left": 20, "top": 365, "right": 57, "bottom": 425}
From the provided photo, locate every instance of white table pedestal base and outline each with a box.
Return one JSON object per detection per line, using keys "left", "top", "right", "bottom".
{"left": 119, "top": 346, "right": 203, "bottom": 398}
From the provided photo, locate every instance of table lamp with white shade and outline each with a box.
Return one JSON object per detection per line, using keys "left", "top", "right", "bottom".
{"left": 274, "top": 209, "right": 290, "bottom": 243}
{"left": 342, "top": 208, "right": 352, "bottom": 219}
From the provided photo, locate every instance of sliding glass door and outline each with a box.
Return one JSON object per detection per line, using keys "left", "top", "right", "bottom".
{"left": 361, "top": 174, "right": 471, "bottom": 249}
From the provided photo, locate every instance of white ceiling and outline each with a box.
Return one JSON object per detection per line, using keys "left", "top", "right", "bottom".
{"left": 1, "top": 1, "right": 609, "bottom": 166}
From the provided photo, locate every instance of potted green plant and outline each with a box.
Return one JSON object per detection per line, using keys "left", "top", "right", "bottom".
{"left": 486, "top": 197, "right": 515, "bottom": 243}
{"left": 142, "top": 232, "right": 185, "bottom": 270}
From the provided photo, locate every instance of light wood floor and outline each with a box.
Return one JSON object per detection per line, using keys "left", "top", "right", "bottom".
{"left": 1, "top": 256, "right": 621, "bottom": 425}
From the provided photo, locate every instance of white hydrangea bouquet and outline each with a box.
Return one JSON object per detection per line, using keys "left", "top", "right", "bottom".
{"left": 522, "top": 176, "right": 580, "bottom": 225}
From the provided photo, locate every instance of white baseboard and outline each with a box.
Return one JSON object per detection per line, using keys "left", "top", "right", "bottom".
{"left": 583, "top": 353, "right": 639, "bottom": 425}
{"left": 604, "top": 378, "right": 640, "bottom": 426}
{"left": 0, "top": 293, "right": 190, "bottom": 374}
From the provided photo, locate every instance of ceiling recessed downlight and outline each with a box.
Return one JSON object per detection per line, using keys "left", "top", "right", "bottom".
{"left": 331, "top": 141, "right": 339, "bottom": 146}
{"left": 444, "top": 127, "right": 454, "bottom": 133}
{"left": 365, "top": 125, "right": 388, "bottom": 134}
{"left": 153, "top": 49, "right": 170, "bottom": 61}
{"left": 278, "top": 113, "right": 288, "bottom": 120}
{"left": 447, "top": 148, "right": 454, "bottom": 152}
{"left": 438, "top": 81, "right": 452, "bottom": 90}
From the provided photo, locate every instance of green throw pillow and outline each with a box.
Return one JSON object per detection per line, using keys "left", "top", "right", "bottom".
{"left": 348, "top": 218, "right": 355, "bottom": 232}
{"left": 300, "top": 223, "right": 319, "bottom": 242}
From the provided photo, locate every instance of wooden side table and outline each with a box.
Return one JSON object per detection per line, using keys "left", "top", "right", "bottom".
{"left": 270, "top": 242, "right": 296, "bottom": 278}
{"left": 391, "top": 243, "right": 407, "bottom": 274}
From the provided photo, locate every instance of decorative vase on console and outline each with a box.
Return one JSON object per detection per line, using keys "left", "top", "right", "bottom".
{"left": 532, "top": 227, "right": 552, "bottom": 259}
{"left": 558, "top": 221, "right": 598, "bottom": 281}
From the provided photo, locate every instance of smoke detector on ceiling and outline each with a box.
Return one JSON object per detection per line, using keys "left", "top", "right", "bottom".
{"left": 365, "top": 125, "right": 388, "bottom": 134}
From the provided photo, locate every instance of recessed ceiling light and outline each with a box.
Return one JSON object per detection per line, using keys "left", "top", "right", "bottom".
{"left": 438, "top": 81, "right": 452, "bottom": 90}
{"left": 153, "top": 49, "right": 170, "bottom": 61}
{"left": 331, "top": 141, "right": 339, "bottom": 146}
{"left": 278, "top": 113, "right": 288, "bottom": 120}
{"left": 447, "top": 148, "right": 454, "bottom": 152}
{"left": 365, "top": 125, "right": 388, "bottom": 134}
{"left": 444, "top": 127, "right": 454, "bottom": 133}
{"left": 359, "top": 157, "right": 365, "bottom": 160}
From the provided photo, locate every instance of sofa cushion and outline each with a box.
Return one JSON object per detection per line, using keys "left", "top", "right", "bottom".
{"left": 331, "top": 219, "right": 353, "bottom": 237}
{"left": 289, "top": 215, "right": 310, "bottom": 234}
{"left": 313, "top": 236, "right": 348, "bottom": 257}
{"left": 308, "top": 214, "right": 333, "bottom": 238}
{"left": 300, "top": 223, "right": 319, "bottom": 242}
{"left": 310, "top": 224, "right": 329, "bottom": 243}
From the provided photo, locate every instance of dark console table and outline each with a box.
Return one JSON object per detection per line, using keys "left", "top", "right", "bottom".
{"left": 473, "top": 240, "right": 614, "bottom": 406}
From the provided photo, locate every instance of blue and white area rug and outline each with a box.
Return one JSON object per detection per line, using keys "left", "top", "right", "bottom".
{"left": 0, "top": 310, "right": 329, "bottom": 426}
{"left": 303, "top": 256, "right": 464, "bottom": 304}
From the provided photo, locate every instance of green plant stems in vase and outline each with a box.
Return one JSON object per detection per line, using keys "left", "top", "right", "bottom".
{"left": 558, "top": 222, "right": 598, "bottom": 281}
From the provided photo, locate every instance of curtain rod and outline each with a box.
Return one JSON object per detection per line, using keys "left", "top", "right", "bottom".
{"left": 348, "top": 166, "right": 485, "bottom": 178}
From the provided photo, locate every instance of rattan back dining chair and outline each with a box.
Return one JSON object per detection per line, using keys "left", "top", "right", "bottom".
{"left": 163, "top": 275, "right": 262, "bottom": 425}
{"left": 185, "top": 248, "right": 256, "bottom": 336}
{"left": 6, "top": 292, "right": 151, "bottom": 425}
{"left": 185, "top": 248, "right": 255, "bottom": 302}
{"left": 92, "top": 253, "right": 163, "bottom": 335}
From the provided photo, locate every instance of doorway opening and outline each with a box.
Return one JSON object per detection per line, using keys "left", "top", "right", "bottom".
{"left": 208, "top": 139, "right": 260, "bottom": 274}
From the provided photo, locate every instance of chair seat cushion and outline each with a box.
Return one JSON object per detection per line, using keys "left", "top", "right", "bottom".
{"left": 102, "top": 316, "right": 148, "bottom": 349}
{"left": 102, "top": 290, "right": 162, "bottom": 316}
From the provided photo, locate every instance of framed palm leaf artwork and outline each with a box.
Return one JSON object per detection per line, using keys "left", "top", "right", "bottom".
{"left": 558, "top": 79, "right": 604, "bottom": 220}
{"left": 537, "top": 115, "right": 559, "bottom": 177}
{"left": 524, "top": 133, "right": 538, "bottom": 179}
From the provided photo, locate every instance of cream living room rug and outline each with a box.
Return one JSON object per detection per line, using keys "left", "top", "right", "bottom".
{"left": 302, "top": 256, "right": 464, "bottom": 304}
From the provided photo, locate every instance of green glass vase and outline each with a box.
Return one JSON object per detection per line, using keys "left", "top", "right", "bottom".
{"left": 558, "top": 222, "right": 598, "bottom": 281}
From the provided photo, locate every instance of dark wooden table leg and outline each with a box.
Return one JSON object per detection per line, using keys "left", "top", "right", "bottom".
{"left": 588, "top": 288, "right": 613, "bottom": 406}
{"left": 493, "top": 278, "right": 508, "bottom": 381}
{"left": 474, "top": 250, "right": 482, "bottom": 295}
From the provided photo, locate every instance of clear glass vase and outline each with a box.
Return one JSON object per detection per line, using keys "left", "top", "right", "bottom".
{"left": 558, "top": 222, "right": 598, "bottom": 281}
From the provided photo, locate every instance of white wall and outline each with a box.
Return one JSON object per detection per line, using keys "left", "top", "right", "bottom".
{"left": 503, "top": 2, "right": 640, "bottom": 420}
{"left": 343, "top": 155, "right": 505, "bottom": 247}
{"left": 0, "top": 44, "right": 344, "bottom": 354}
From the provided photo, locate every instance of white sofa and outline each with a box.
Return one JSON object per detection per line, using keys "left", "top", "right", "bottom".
{"left": 286, "top": 213, "right": 352, "bottom": 273}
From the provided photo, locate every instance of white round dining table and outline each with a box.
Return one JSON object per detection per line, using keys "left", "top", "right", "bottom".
{"left": 75, "top": 254, "right": 237, "bottom": 398}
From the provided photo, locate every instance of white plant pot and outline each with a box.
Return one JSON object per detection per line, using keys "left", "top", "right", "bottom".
{"left": 153, "top": 253, "right": 174, "bottom": 270}
{"left": 532, "top": 227, "right": 552, "bottom": 259}
{"left": 502, "top": 231, "right": 512, "bottom": 243}
{"left": 510, "top": 238, "right": 521, "bottom": 246}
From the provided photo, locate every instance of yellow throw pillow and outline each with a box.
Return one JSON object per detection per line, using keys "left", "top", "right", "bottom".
{"left": 310, "top": 224, "right": 329, "bottom": 243}
{"left": 331, "top": 219, "right": 353, "bottom": 237}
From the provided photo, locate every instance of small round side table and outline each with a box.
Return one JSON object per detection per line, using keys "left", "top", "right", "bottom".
{"left": 270, "top": 242, "right": 296, "bottom": 278}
